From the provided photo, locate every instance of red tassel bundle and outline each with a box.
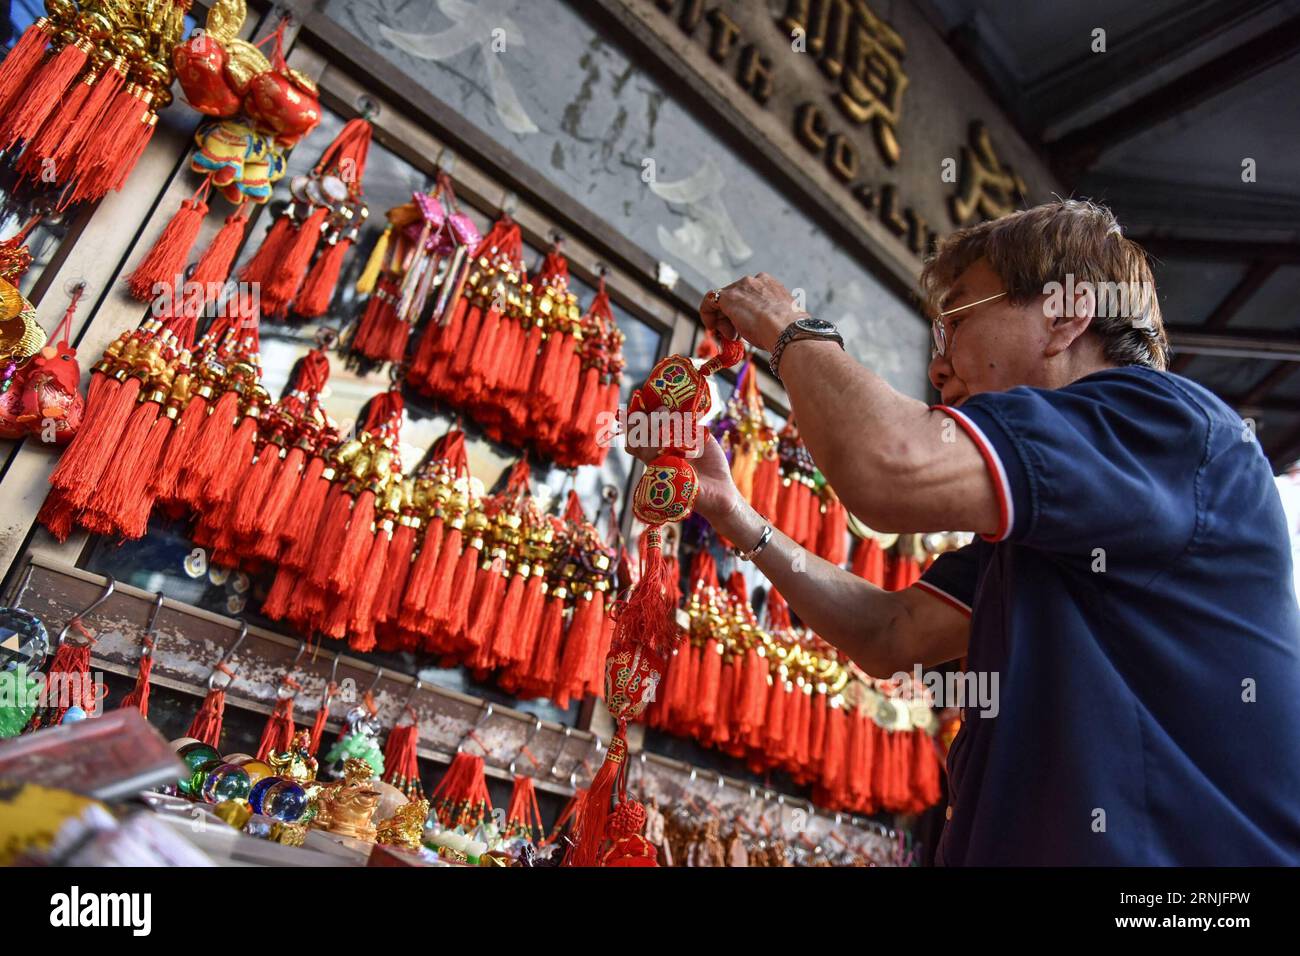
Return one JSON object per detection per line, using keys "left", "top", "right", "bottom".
{"left": 241, "top": 118, "right": 373, "bottom": 319}
{"left": 257, "top": 694, "right": 297, "bottom": 761}
{"left": 187, "top": 689, "right": 227, "bottom": 749}
{"left": 429, "top": 752, "right": 493, "bottom": 830}
{"left": 504, "top": 774, "right": 545, "bottom": 842}
{"left": 1, "top": 4, "right": 181, "bottom": 203}
{"left": 382, "top": 716, "right": 425, "bottom": 799}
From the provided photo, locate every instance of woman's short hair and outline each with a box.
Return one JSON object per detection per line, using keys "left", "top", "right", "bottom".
{"left": 920, "top": 199, "right": 1169, "bottom": 370}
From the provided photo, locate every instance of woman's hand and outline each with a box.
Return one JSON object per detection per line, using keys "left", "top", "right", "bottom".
{"left": 700, "top": 273, "right": 809, "bottom": 353}
{"left": 626, "top": 430, "right": 742, "bottom": 528}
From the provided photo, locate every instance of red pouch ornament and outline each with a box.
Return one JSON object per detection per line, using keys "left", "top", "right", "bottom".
{"left": 568, "top": 336, "right": 745, "bottom": 867}
{"left": 0, "top": 275, "right": 49, "bottom": 439}
{"left": 17, "top": 287, "right": 85, "bottom": 444}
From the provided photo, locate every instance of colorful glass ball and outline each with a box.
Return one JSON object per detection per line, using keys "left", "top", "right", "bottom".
{"left": 201, "top": 763, "right": 251, "bottom": 804}
{"left": 632, "top": 455, "right": 698, "bottom": 526}
{"left": 248, "top": 777, "right": 307, "bottom": 822}
{"left": 234, "top": 759, "right": 274, "bottom": 786}
{"left": 177, "top": 743, "right": 221, "bottom": 796}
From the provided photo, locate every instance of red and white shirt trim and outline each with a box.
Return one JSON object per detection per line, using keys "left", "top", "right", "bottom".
{"left": 933, "top": 404, "right": 1014, "bottom": 542}
{"left": 914, "top": 579, "right": 973, "bottom": 618}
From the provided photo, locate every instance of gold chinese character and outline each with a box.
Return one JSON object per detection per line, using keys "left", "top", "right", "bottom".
{"left": 949, "top": 122, "right": 1028, "bottom": 225}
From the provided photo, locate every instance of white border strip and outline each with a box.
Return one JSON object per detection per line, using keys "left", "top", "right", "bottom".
{"left": 935, "top": 404, "right": 1015, "bottom": 542}
{"left": 914, "top": 579, "right": 973, "bottom": 618}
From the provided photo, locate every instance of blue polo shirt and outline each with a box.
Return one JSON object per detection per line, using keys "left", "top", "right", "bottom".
{"left": 917, "top": 365, "right": 1300, "bottom": 865}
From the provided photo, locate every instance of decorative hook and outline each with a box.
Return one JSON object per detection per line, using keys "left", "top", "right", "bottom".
{"left": 207, "top": 620, "right": 249, "bottom": 689}
{"left": 397, "top": 679, "right": 422, "bottom": 727}
{"left": 549, "top": 726, "right": 574, "bottom": 777}
{"left": 55, "top": 575, "right": 115, "bottom": 649}
{"left": 457, "top": 701, "right": 494, "bottom": 754}
{"left": 508, "top": 717, "right": 544, "bottom": 776}
{"left": 141, "top": 591, "right": 166, "bottom": 659}
{"left": 275, "top": 640, "right": 308, "bottom": 700}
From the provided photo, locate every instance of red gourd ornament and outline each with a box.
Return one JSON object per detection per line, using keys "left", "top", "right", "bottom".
{"left": 569, "top": 337, "right": 744, "bottom": 867}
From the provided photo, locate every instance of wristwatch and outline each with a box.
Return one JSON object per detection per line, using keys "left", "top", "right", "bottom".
{"left": 768, "top": 317, "right": 844, "bottom": 383}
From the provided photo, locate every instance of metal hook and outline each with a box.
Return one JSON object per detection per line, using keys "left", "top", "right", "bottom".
{"left": 509, "top": 717, "right": 544, "bottom": 776}
{"left": 276, "top": 640, "right": 308, "bottom": 700}
{"left": 457, "top": 701, "right": 493, "bottom": 754}
{"left": 55, "top": 575, "right": 115, "bottom": 649}
{"left": 549, "top": 725, "right": 573, "bottom": 777}
{"left": 207, "top": 620, "right": 248, "bottom": 689}
{"left": 398, "top": 679, "right": 422, "bottom": 727}
{"left": 321, "top": 650, "right": 341, "bottom": 705}
{"left": 141, "top": 591, "right": 165, "bottom": 659}
{"left": 356, "top": 93, "right": 380, "bottom": 121}
{"left": 434, "top": 147, "right": 458, "bottom": 178}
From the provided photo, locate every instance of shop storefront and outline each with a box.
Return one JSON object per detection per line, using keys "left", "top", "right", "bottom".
{"left": 0, "top": 0, "right": 1061, "bottom": 868}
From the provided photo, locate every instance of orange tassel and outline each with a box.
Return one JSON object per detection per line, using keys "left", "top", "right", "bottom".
{"left": 260, "top": 207, "right": 330, "bottom": 318}
{"left": 463, "top": 557, "right": 508, "bottom": 654}
{"left": 0, "top": 18, "right": 56, "bottom": 116}
{"left": 553, "top": 589, "right": 602, "bottom": 709}
{"left": 256, "top": 448, "right": 311, "bottom": 545}
{"left": 189, "top": 206, "right": 250, "bottom": 298}
{"left": 376, "top": 522, "right": 417, "bottom": 625}
{"left": 187, "top": 689, "right": 227, "bottom": 749}
{"left": 118, "top": 652, "right": 154, "bottom": 717}
{"left": 257, "top": 697, "right": 296, "bottom": 761}
{"left": 0, "top": 36, "right": 89, "bottom": 150}
{"left": 293, "top": 236, "right": 352, "bottom": 318}
{"left": 176, "top": 389, "right": 240, "bottom": 508}
{"left": 398, "top": 516, "right": 444, "bottom": 630}
{"left": 439, "top": 531, "right": 480, "bottom": 648}
{"left": 126, "top": 194, "right": 210, "bottom": 302}
{"left": 519, "top": 590, "right": 566, "bottom": 698}
{"left": 329, "top": 489, "right": 377, "bottom": 592}
{"left": 347, "top": 524, "right": 392, "bottom": 650}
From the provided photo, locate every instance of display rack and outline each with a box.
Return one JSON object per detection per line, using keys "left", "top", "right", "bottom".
{"left": 7, "top": 555, "right": 899, "bottom": 854}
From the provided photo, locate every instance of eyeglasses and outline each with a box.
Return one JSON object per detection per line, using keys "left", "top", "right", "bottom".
{"left": 930, "top": 291, "right": 1008, "bottom": 358}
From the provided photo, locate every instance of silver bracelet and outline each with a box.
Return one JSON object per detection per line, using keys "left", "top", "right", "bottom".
{"left": 733, "top": 524, "right": 774, "bottom": 562}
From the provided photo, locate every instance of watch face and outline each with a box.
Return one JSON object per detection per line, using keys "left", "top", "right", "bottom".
{"left": 795, "top": 317, "right": 836, "bottom": 335}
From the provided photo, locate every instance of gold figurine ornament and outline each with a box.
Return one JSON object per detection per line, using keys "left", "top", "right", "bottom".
{"left": 310, "top": 757, "right": 382, "bottom": 843}
{"left": 376, "top": 797, "right": 430, "bottom": 850}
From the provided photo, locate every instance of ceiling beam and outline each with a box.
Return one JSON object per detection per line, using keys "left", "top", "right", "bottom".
{"left": 1240, "top": 362, "right": 1300, "bottom": 407}
{"left": 1047, "top": 15, "right": 1300, "bottom": 179}
{"left": 1265, "top": 419, "right": 1300, "bottom": 471}
{"left": 1167, "top": 324, "right": 1300, "bottom": 362}
{"left": 1128, "top": 236, "right": 1300, "bottom": 263}
{"left": 1171, "top": 262, "right": 1278, "bottom": 372}
{"left": 1080, "top": 174, "right": 1300, "bottom": 240}
{"left": 1025, "top": 0, "right": 1277, "bottom": 136}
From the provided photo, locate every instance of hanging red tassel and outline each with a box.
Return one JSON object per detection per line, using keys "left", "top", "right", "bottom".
{"left": 0, "top": 17, "right": 57, "bottom": 116}
{"left": 118, "top": 650, "right": 154, "bottom": 718}
{"left": 30, "top": 639, "right": 99, "bottom": 730}
{"left": 257, "top": 695, "right": 297, "bottom": 761}
{"left": 187, "top": 689, "right": 227, "bottom": 749}
{"left": 0, "top": 34, "right": 91, "bottom": 150}
{"left": 293, "top": 235, "right": 351, "bottom": 318}
{"left": 188, "top": 205, "right": 250, "bottom": 299}
{"left": 307, "top": 684, "right": 336, "bottom": 757}
{"left": 126, "top": 188, "right": 210, "bottom": 302}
